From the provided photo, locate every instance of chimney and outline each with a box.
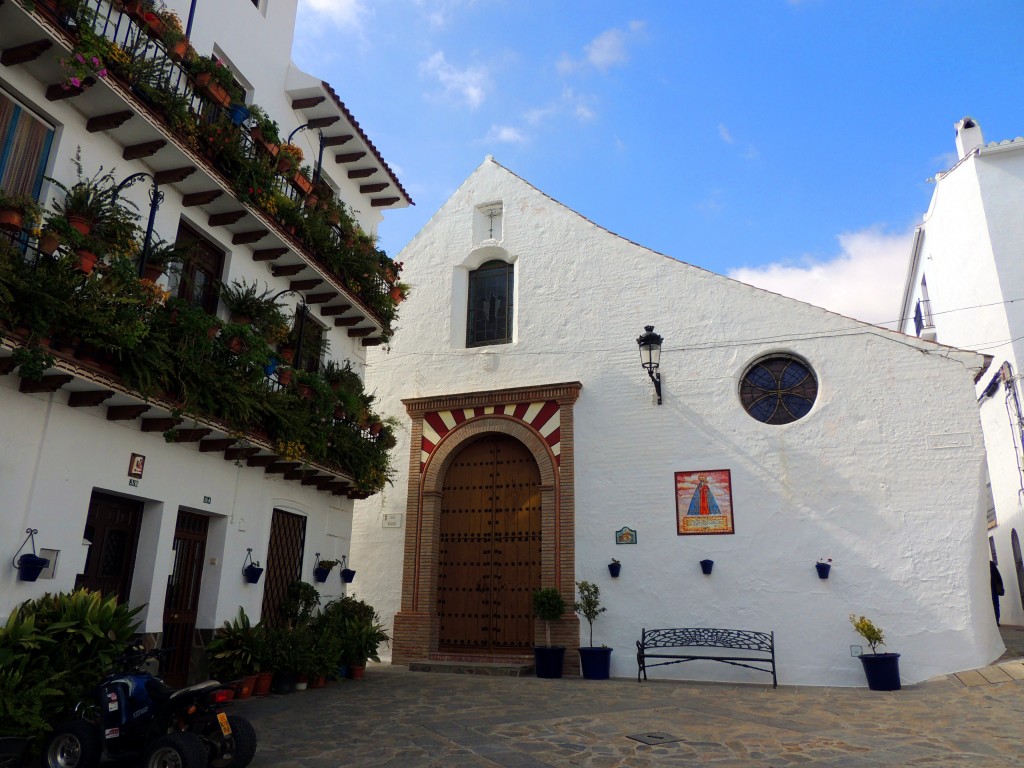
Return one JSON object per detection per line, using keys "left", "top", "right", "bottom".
{"left": 955, "top": 116, "right": 984, "bottom": 160}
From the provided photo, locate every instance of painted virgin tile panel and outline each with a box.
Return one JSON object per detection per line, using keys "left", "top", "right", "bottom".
{"left": 675, "top": 469, "right": 734, "bottom": 535}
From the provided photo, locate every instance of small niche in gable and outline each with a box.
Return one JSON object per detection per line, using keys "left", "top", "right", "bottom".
{"left": 473, "top": 202, "right": 503, "bottom": 244}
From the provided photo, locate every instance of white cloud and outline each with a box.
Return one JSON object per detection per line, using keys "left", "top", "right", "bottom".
{"left": 419, "top": 51, "right": 489, "bottom": 109}
{"left": 299, "top": 0, "right": 367, "bottom": 29}
{"left": 413, "top": 0, "right": 476, "bottom": 27}
{"left": 718, "top": 123, "right": 735, "bottom": 144}
{"left": 585, "top": 29, "right": 628, "bottom": 71}
{"left": 483, "top": 125, "right": 527, "bottom": 144}
{"left": 559, "top": 21, "right": 645, "bottom": 74}
{"left": 727, "top": 226, "right": 914, "bottom": 327}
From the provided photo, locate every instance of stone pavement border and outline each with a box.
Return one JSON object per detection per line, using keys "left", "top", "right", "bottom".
{"left": 236, "top": 651, "right": 1024, "bottom": 768}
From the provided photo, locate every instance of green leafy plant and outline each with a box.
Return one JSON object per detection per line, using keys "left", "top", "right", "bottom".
{"left": 573, "top": 580, "right": 606, "bottom": 648}
{"left": 281, "top": 580, "right": 321, "bottom": 628}
{"left": 206, "top": 607, "right": 261, "bottom": 680}
{"left": 341, "top": 615, "right": 389, "bottom": 666}
{"left": 46, "top": 146, "right": 120, "bottom": 224}
{"left": 0, "top": 590, "right": 143, "bottom": 738}
{"left": 849, "top": 614, "right": 886, "bottom": 654}
{"left": 532, "top": 587, "right": 566, "bottom": 648}
{"left": 11, "top": 343, "right": 55, "bottom": 381}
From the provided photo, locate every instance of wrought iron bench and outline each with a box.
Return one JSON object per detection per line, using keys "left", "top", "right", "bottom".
{"left": 636, "top": 627, "right": 777, "bottom": 687}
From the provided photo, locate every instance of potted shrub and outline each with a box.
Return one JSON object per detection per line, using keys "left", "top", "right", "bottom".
{"left": 0, "top": 191, "right": 41, "bottom": 233}
{"left": 608, "top": 558, "right": 621, "bottom": 578}
{"left": 532, "top": 587, "right": 567, "bottom": 679}
{"left": 247, "top": 104, "right": 281, "bottom": 155}
{"left": 850, "top": 614, "right": 901, "bottom": 691}
{"left": 573, "top": 580, "right": 612, "bottom": 680}
{"left": 342, "top": 615, "right": 389, "bottom": 680}
{"left": 242, "top": 549, "right": 263, "bottom": 584}
{"left": 46, "top": 147, "right": 119, "bottom": 235}
{"left": 188, "top": 55, "right": 236, "bottom": 108}
{"left": 206, "top": 607, "right": 260, "bottom": 697}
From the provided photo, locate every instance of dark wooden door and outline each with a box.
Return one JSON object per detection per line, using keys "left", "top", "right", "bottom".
{"left": 162, "top": 510, "right": 209, "bottom": 687}
{"left": 76, "top": 492, "right": 143, "bottom": 603}
{"left": 437, "top": 436, "right": 541, "bottom": 653}
{"left": 261, "top": 509, "right": 307, "bottom": 627}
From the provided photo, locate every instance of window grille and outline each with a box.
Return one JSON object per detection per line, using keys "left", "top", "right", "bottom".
{"left": 467, "top": 260, "right": 513, "bottom": 347}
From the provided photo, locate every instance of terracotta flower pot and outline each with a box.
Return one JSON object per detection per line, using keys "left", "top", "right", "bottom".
{"left": 37, "top": 231, "right": 60, "bottom": 256}
{"left": 167, "top": 40, "right": 190, "bottom": 62}
{"left": 66, "top": 214, "right": 91, "bottom": 236}
{"left": 253, "top": 671, "right": 273, "bottom": 696}
{"left": 0, "top": 207, "right": 24, "bottom": 232}
{"left": 74, "top": 249, "right": 99, "bottom": 275}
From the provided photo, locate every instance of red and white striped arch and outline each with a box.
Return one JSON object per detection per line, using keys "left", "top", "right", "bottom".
{"left": 420, "top": 401, "right": 561, "bottom": 472}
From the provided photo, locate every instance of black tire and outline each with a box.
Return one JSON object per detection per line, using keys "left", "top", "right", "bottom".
{"left": 41, "top": 720, "right": 102, "bottom": 768}
{"left": 205, "top": 716, "right": 257, "bottom": 768}
{"left": 142, "top": 732, "right": 207, "bottom": 768}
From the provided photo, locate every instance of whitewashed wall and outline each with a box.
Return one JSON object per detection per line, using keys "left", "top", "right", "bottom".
{"left": 1, "top": 0, "right": 367, "bottom": 628}
{"left": 899, "top": 123, "right": 1024, "bottom": 629}
{"left": 0, "top": 377, "right": 354, "bottom": 629}
{"left": 352, "top": 157, "right": 1002, "bottom": 686}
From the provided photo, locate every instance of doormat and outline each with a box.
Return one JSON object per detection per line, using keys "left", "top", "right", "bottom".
{"left": 626, "top": 732, "right": 682, "bottom": 746}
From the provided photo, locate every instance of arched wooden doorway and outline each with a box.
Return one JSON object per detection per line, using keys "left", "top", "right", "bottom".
{"left": 437, "top": 435, "right": 542, "bottom": 653}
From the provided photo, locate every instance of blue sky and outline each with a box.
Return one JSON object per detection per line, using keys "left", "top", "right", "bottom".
{"left": 292, "top": 0, "right": 1024, "bottom": 326}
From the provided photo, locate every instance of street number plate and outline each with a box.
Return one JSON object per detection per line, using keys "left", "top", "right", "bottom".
{"left": 217, "top": 712, "right": 232, "bottom": 737}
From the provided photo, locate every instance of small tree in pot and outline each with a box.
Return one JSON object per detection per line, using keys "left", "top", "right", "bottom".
{"left": 850, "top": 614, "right": 901, "bottom": 691}
{"left": 574, "top": 580, "right": 613, "bottom": 679}
{"left": 532, "top": 587, "right": 567, "bottom": 679}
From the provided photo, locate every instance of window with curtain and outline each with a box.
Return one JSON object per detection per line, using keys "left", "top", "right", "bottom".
{"left": 467, "top": 259, "right": 514, "bottom": 347}
{"left": 170, "top": 223, "right": 223, "bottom": 314}
{"left": 0, "top": 90, "right": 54, "bottom": 199}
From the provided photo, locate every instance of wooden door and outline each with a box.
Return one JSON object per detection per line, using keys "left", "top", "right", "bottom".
{"left": 162, "top": 510, "right": 209, "bottom": 687}
{"left": 261, "top": 509, "right": 307, "bottom": 627}
{"left": 76, "top": 492, "right": 143, "bottom": 603}
{"left": 437, "top": 436, "right": 541, "bottom": 653}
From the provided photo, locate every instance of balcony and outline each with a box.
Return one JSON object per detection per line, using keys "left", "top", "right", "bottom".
{"left": 0, "top": 0, "right": 410, "bottom": 343}
{"left": 0, "top": 225, "right": 396, "bottom": 497}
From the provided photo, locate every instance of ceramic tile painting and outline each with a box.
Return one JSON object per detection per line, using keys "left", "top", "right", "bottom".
{"left": 675, "top": 469, "right": 734, "bottom": 535}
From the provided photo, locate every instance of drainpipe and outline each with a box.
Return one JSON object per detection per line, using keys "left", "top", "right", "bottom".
{"left": 186, "top": 0, "right": 198, "bottom": 39}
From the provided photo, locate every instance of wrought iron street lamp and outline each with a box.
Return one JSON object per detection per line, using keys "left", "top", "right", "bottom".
{"left": 112, "top": 172, "right": 164, "bottom": 279}
{"left": 636, "top": 325, "right": 663, "bottom": 404}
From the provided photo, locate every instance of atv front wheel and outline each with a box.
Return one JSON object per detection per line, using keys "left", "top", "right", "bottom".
{"left": 42, "top": 720, "right": 102, "bottom": 768}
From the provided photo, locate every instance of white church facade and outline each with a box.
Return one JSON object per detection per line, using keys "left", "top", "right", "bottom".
{"left": 351, "top": 156, "right": 1004, "bottom": 687}
{"left": 899, "top": 117, "right": 1024, "bottom": 628}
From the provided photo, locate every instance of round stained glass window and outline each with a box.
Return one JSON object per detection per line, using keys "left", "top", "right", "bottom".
{"left": 739, "top": 355, "right": 818, "bottom": 425}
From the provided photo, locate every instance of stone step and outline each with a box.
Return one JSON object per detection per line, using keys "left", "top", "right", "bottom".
{"left": 409, "top": 660, "right": 535, "bottom": 677}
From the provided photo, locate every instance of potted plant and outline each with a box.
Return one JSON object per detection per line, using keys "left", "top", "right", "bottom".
{"left": 850, "top": 614, "right": 901, "bottom": 691}
{"left": 16, "top": 553, "right": 50, "bottom": 582}
{"left": 342, "top": 615, "right": 389, "bottom": 680}
{"left": 339, "top": 555, "right": 355, "bottom": 584}
{"left": 46, "top": 147, "right": 118, "bottom": 235}
{"left": 313, "top": 556, "right": 339, "bottom": 583}
{"left": 277, "top": 143, "right": 304, "bottom": 174}
{"left": 0, "top": 191, "right": 41, "bottom": 233}
{"left": 608, "top": 558, "right": 621, "bottom": 578}
{"left": 188, "top": 55, "right": 236, "bottom": 108}
{"left": 206, "top": 607, "right": 260, "bottom": 697}
{"left": 574, "top": 580, "right": 612, "bottom": 680}
{"left": 816, "top": 557, "right": 832, "bottom": 579}
{"left": 532, "top": 587, "right": 567, "bottom": 679}
{"left": 242, "top": 549, "right": 263, "bottom": 584}
{"left": 247, "top": 104, "right": 281, "bottom": 155}
{"left": 218, "top": 278, "right": 286, "bottom": 327}
{"left": 699, "top": 559, "right": 714, "bottom": 575}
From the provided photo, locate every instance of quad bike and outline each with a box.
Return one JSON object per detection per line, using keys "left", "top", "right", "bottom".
{"left": 42, "top": 647, "right": 256, "bottom": 768}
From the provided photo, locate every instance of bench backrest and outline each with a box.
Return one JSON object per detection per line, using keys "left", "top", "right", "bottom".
{"left": 641, "top": 627, "right": 773, "bottom": 653}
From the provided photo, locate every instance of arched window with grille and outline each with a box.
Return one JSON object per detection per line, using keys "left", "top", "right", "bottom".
{"left": 467, "top": 259, "right": 514, "bottom": 347}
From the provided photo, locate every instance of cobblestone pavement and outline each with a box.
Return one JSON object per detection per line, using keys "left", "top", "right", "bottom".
{"left": 234, "top": 632, "right": 1024, "bottom": 768}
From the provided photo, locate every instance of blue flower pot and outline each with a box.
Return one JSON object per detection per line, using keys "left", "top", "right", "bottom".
{"left": 533, "top": 646, "right": 565, "bottom": 678}
{"left": 859, "top": 652, "right": 901, "bottom": 691}
{"left": 228, "top": 103, "right": 250, "bottom": 126}
{"left": 578, "top": 647, "right": 613, "bottom": 680}
{"left": 340, "top": 568, "right": 356, "bottom": 583}
{"left": 17, "top": 554, "right": 49, "bottom": 582}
